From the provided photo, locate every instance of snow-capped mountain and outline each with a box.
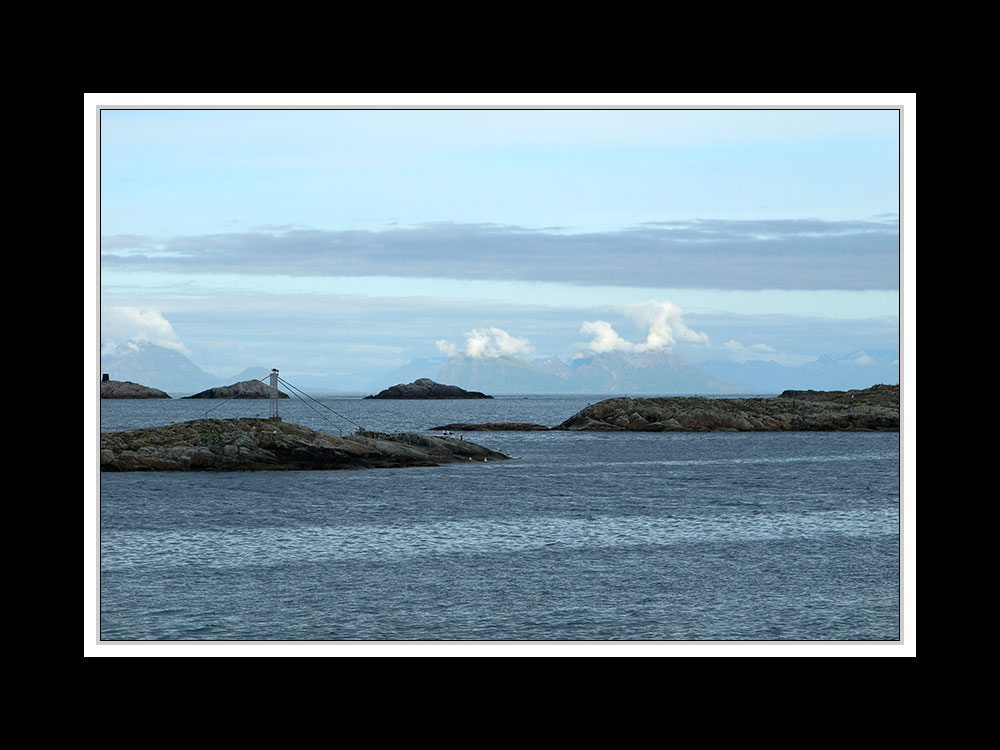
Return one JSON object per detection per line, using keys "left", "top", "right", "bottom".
{"left": 99, "top": 341, "right": 221, "bottom": 394}
{"left": 99, "top": 342, "right": 276, "bottom": 395}
{"left": 698, "top": 349, "right": 900, "bottom": 394}
{"left": 419, "top": 350, "right": 743, "bottom": 395}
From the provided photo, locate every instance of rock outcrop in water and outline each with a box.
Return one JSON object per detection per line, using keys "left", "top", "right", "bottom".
{"left": 101, "top": 380, "right": 171, "bottom": 399}
{"left": 424, "top": 385, "right": 900, "bottom": 432}
{"left": 364, "top": 378, "right": 492, "bottom": 399}
{"left": 100, "top": 417, "right": 510, "bottom": 472}
{"left": 181, "top": 380, "right": 289, "bottom": 399}
{"left": 431, "top": 422, "right": 551, "bottom": 431}
{"left": 555, "top": 384, "right": 899, "bottom": 432}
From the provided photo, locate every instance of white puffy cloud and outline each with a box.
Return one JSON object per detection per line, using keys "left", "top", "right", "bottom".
{"left": 439, "top": 327, "right": 534, "bottom": 359}
{"left": 100, "top": 307, "right": 190, "bottom": 355}
{"left": 485, "top": 327, "right": 534, "bottom": 357}
{"left": 627, "top": 300, "right": 710, "bottom": 348}
{"left": 436, "top": 339, "right": 458, "bottom": 357}
{"left": 579, "top": 320, "right": 634, "bottom": 354}
{"left": 463, "top": 329, "right": 492, "bottom": 358}
{"left": 581, "top": 300, "right": 708, "bottom": 354}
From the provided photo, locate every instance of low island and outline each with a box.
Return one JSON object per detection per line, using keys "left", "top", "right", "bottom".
{"left": 365, "top": 378, "right": 492, "bottom": 400}
{"left": 431, "top": 385, "right": 900, "bottom": 432}
{"left": 432, "top": 422, "right": 551, "bottom": 431}
{"left": 100, "top": 418, "right": 509, "bottom": 472}
{"left": 182, "top": 380, "right": 289, "bottom": 399}
{"left": 101, "top": 380, "right": 171, "bottom": 399}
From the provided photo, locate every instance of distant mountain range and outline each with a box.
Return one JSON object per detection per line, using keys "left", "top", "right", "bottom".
{"left": 373, "top": 348, "right": 900, "bottom": 395}
{"left": 99, "top": 340, "right": 900, "bottom": 397}
{"left": 696, "top": 350, "right": 901, "bottom": 394}
{"left": 100, "top": 342, "right": 272, "bottom": 395}
{"left": 434, "top": 350, "right": 743, "bottom": 394}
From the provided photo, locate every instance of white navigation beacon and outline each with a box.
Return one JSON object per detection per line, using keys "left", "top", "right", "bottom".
{"left": 269, "top": 368, "right": 280, "bottom": 418}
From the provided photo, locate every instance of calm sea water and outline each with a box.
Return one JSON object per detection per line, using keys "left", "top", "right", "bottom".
{"left": 98, "top": 395, "right": 900, "bottom": 642}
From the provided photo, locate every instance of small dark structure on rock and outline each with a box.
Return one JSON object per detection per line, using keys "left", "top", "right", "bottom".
{"left": 101, "top": 379, "right": 171, "bottom": 399}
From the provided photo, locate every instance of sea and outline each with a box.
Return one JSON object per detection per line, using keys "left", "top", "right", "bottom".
{"left": 95, "top": 394, "right": 902, "bottom": 646}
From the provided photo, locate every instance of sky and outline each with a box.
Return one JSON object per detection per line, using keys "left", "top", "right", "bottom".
{"left": 89, "top": 94, "right": 911, "bottom": 387}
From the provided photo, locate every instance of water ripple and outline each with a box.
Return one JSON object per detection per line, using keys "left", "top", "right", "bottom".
{"left": 102, "top": 507, "right": 897, "bottom": 571}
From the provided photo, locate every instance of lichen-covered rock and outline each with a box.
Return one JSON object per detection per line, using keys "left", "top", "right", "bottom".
{"left": 554, "top": 385, "right": 899, "bottom": 432}
{"left": 625, "top": 414, "right": 650, "bottom": 431}
{"left": 100, "top": 417, "right": 509, "bottom": 472}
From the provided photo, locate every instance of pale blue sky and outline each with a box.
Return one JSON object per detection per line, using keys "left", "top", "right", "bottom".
{"left": 92, "top": 96, "right": 908, "bottom": 386}
{"left": 100, "top": 107, "right": 899, "bottom": 235}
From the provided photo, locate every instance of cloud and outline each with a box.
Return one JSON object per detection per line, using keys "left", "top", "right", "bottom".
{"left": 626, "top": 300, "right": 710, "bottom": 348}
{"left": 579, "top": 320, "right": 635, "bottom": 354}
{"left": 439, "top": 327, "right": 534, "bottom": 359}
{"left": 99, "top": 217, "right": 900, "bottom": 291}
{"left": 100, "top": 307, "right": 190, "bottom": 355}
{"left": 99, "top": 234, "right": 159, "bottom": 251}
{"left": 436, "top": 340, "right": 458, "bottom": 357}
{"left": 723, "top": 339, "right": 784, "bottom": 363}
{"left": 581, "top": 300, "right": 709, "bottom": 354}
{"left": 724, "top": 340, "right": 776, "bottom": 354}
{"left": 483, "top": 327, "right": 534, "bottom": 357}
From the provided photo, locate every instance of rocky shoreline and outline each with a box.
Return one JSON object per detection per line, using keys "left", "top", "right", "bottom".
{"left": 100, "top": 384, "right": 899, "bottom": 472}
{"left": 432, "top": 385, "right": 900, "bottom": 432}
{"left": 100, "top": 417, "right": 509, "bottom": 472}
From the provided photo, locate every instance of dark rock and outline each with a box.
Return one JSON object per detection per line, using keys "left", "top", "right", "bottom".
{"left": 554, "top": 385, "right": 899, "bottom": 432}
{"left": 778, "top": 384, "right": 900, "bottom": 406}
{"left": 181, "top": 380, "right": 289, "bottom": 399}
{"left": 100, "top": 417, "right": 509, "bottom": 472}
{"left": 364, "top": 378, "right": 492, "bottom": 399}
{"left": 100, "top": 380, "right": 171, "bottom": 399}
{"left": 431, "top": 422, "right": 551, "bottom": 431}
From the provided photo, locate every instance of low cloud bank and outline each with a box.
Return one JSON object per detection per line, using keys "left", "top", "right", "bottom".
{"left": 101, "top": 217, "right": 899, "bottom": 291}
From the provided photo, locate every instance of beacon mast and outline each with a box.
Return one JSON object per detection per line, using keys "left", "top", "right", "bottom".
{"left": 269, "top": 368, "right": 280, "bottom": 418}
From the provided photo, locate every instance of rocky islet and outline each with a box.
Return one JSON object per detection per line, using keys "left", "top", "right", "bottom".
{"left": 433, "top": 385, "right": 900, "bottom": 432}
{"left": 99, "top": 383, "right": 899, "bottom": 472}
{"left": 182, "top": 380, "right": 289, "bottom": 399}
{"left": 431, "top": 422, "right": 551, "bottom": 431}
{"left": 100, "top": 380, "right": 171, "bottom": 399}
{"left": 100, "top": 417, "right": 509, "bottom": 472}
{"left": 553, "top": 386, "right": 898, "bottom": 432}
{"left": 365, "top": 378, "right": 492, "bottom": 399}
